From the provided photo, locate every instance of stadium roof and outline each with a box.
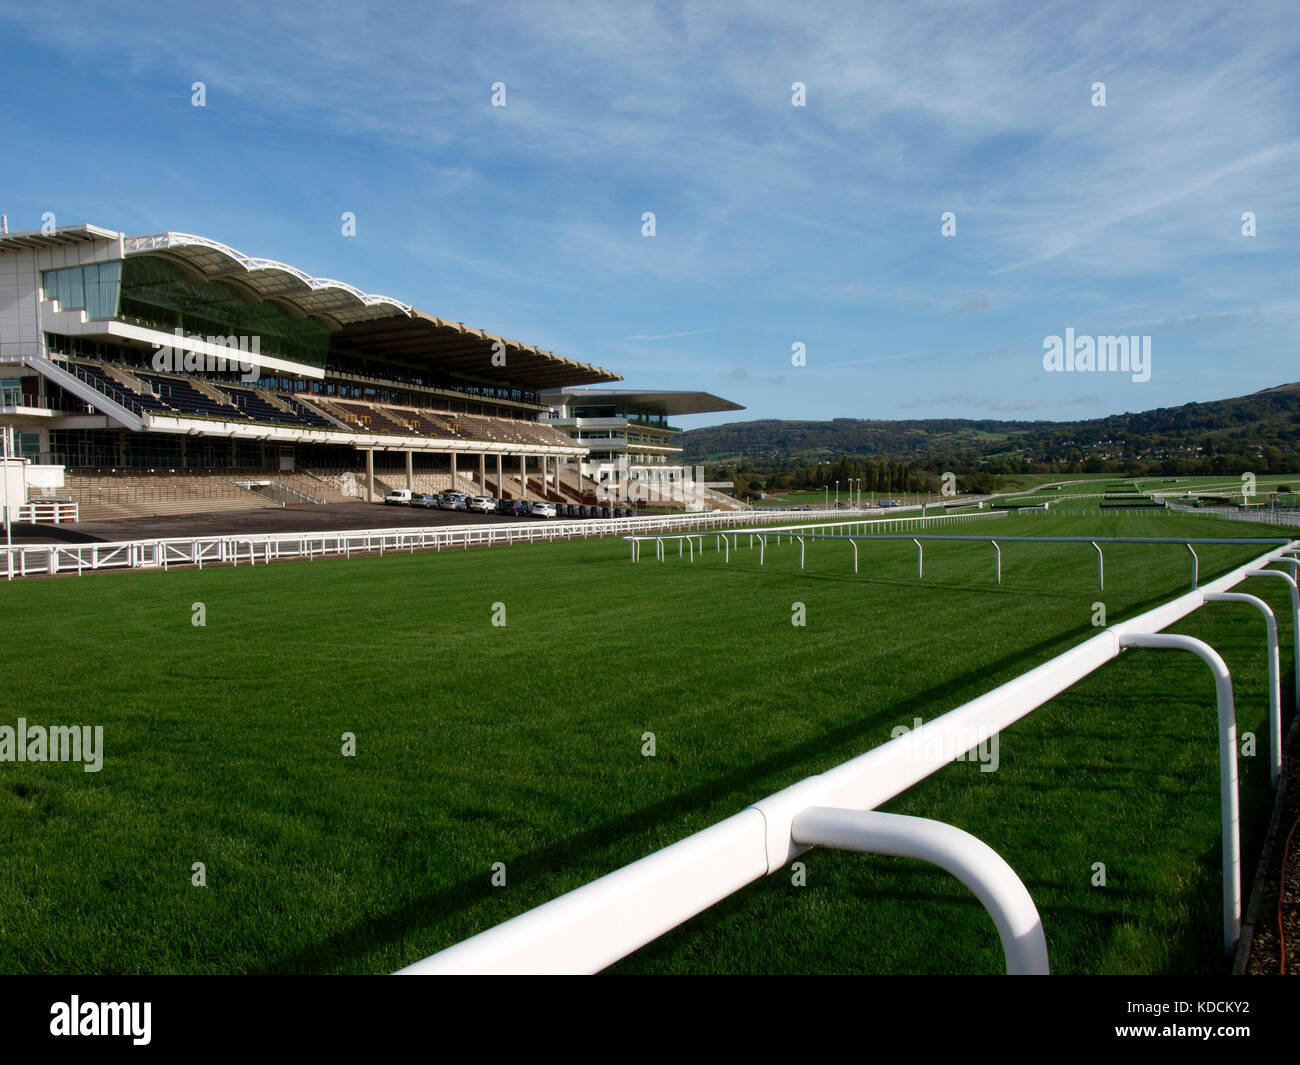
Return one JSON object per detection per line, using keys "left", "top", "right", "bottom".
{"left": 0, "top": 225, "right": 622, "bottom": 389}
{"left": 541, "top": 388, "right": 745, "bottom": 416}
{"left": 0, "top": 223, "right": 121, "bottom": 249}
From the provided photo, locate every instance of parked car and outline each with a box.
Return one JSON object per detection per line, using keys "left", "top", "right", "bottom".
{"left": 438, "top": 492, "right": 468, "bottom": 511}
{"left": 499, "top": 499, "right": 529, "bottom": 517}
{"left": 467, "top": 496, "right": 495, "bottom": 514}
{"left": 530, "top": 502, "right": 558, "bottom": 518}
{"left": 411, "top": 493, "right": 439, "bottom": 508}
{"left": 494, "top": 498, "right": 514, "bottom": 514}
{"left": 384, "top": 489, "right": 412, "bottom": 505}
{"left": 878, "top": 499, "right": 901, "bottom": 508}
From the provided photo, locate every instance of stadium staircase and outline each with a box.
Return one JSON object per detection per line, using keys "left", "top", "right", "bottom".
{"left": 65, "top": 471, "right": 282, "bottom": 521}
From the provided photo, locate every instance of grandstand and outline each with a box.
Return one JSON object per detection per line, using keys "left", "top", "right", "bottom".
{"left": 0, "top": 224, "right": 688, "bottom": 521}
{"left": 541, "top": 387, "right": 748, "bottom": 511}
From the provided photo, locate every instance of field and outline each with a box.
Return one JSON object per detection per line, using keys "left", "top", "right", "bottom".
{"left": 0, "top": 505, "right": 1296, "bottom": 974}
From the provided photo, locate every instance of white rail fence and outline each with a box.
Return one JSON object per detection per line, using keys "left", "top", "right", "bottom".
{"left": 1166, "top": 500, "right": 1300, "bottom": 528}
{"left": 1, "top": 507, "right": 1008, "bottom": 580}
{"left": 398, "top": 539, "right": 1299, "bottom": 975}
{"left": 626, "top": 531, "right": 1293, "bottom": 593}
{"left": 16, "top": 500, "right": 79, "bottom": 524}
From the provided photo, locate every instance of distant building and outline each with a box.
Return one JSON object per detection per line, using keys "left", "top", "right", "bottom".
{"left": 540, "top": 388, "right": 745, "bottom": 509}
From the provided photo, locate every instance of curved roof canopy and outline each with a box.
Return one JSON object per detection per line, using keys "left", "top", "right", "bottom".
{"left": 123, "top": 232, "right": 411, "bottom": 329}
{"left": 542, "top": 388, "right": 745, "bottom": 416}
{"left": 119, "top": 231, "right": 622, "bottom": 388}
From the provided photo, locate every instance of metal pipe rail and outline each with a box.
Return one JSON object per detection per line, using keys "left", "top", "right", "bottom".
{"left": 398, "top": 539, "right": 1298, "bottom": 975}
{"left": 625, "top": 532, "right": 1292, "bottom": 591}
{"left": 1204, "top": 592, "right": 1282, "bottom": 788}
{"left": 623, "top": 510, "right": 1010, "bottom": 563}
{"left": 1245, "top": 569, "right": 1300, "bottom": 715}
{"left": 1117, "top": 633, "right": 1240, "bottom": 952}
{"left": 790, "top": 808, "right": 1050, "bottom": 975}
{"left": 3, "top": 506, "right": 925, "bottom": 580}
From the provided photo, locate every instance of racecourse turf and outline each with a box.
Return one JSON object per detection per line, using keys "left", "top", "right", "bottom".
{"left": 0, "top": 507, "right": 1295, "bottom": 973}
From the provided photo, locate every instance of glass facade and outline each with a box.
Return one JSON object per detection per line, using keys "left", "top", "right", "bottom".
{"left": 116, "top": 256, "right": 331, "bottom": 369}
{"left": 42, "top": 262, "right": 123, "bottom": 319}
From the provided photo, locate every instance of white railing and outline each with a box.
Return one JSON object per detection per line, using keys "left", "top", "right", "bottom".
{"left": 17, "top": 500, "right": 79, "bottom": 524}
{"left": 1167, "top": 501, "right": 1300, "bottom": 528}
{"left": 0, "top": 507, "right": 1005, "bottom": 580}
{"left": 397, "top": 539, "right": 1299, "bottom": 974}
{"left": 626, "top": 531, "right": 1286, "bottom": 591}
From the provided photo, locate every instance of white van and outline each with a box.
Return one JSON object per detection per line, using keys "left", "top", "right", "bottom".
{"left": 384, "top": 489, "right": 413, "bottom": 505}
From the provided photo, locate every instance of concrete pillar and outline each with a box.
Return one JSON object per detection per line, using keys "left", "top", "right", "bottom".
{"left": 366, "top": 449, "right": 374, "bottom": 502}
{"left": 496, "top": 453, "right": 504, "bottom": 498}
{"left": 479, "top": 452, "right": 486, "bottom": 492}
{"left": 451, "top": 451, "right": 458, "bottom": 492}
{"left": 406, "top": 449, "right": 413, "bottom": 490}
{"left": 520, "top": 453, "right": 526, "bottom": 499}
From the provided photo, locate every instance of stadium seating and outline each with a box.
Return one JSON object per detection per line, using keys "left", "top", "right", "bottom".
{"left": 136, "top": 372, "right": 248, "bottom": 421}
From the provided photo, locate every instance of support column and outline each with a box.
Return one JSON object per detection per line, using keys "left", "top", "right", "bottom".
{"left": 406, "top": 450, "right": 413, "bottom": 490}
{"left": 479, "top": 452, "right": 486, "bottom": 493}
{"left": 450, "top": 452, "right": 458, "bottom": 492}
{"left": 496, "top": 453, "right": 504, "bottom": 498}
{"left": 366, "top": 449, "right": 374, "bottom": 503}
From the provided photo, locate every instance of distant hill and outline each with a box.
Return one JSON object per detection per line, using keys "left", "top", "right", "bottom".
{"left": 680, "top": 382, "right": 1300, "bottom": 473}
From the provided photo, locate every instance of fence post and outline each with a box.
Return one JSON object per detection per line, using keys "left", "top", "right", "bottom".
{"left": 1204, "top": 591, "right": 1281, "bottom": 788}
{"left": 790, "top": 807, "right": 1049, "bottom": 975}
{"left": 1245, "top": 567, "right": 1300, "bottom": 714}
{"left": 1118, "top": 632, "right": 1240, "bottom": 954}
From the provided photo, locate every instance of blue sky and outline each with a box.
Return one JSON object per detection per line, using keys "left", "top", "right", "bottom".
{"left": 1, "top": 0, "right": 1297, "bottom": 430}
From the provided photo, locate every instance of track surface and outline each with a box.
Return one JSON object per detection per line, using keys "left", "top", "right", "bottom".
{"left": 6, "top": 502, "right": 569, "bottom": 544}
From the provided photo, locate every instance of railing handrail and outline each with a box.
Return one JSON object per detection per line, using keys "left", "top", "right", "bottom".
{"left": 398, "top": 539, "right": 1299, "bottom": 974}
{"left": 0, "top": 508, "right": 1006, "bottom": 580}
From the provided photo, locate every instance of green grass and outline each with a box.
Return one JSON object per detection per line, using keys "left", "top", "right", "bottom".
{"left": 0, "top": 509, "right": 1294, "bottom": 973}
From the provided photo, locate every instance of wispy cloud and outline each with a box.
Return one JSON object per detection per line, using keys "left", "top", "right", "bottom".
{"left": 622, "top": 329, "right": 714, "bottom": 341}
{"left": 3, "top": 0, "right": 1297, "bottom": 422}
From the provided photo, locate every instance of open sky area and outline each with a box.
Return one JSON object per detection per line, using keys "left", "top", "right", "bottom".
{"left": 1, "top": 1, "right": 1296, "bottom": 426}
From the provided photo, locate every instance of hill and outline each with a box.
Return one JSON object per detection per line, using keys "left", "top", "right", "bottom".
{"left": 680, "top": 382, "right": 1300, "bottom": 474}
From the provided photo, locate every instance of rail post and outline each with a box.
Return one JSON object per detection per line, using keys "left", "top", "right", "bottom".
{"left": 1245, "top": 567, "right": 1300, "bottom": 714}
{"left": 790, "top": 807, "right": 1050, "bottom": 975}
{"left": 1118, "top": 632, "right": 1240, "bottom": 954}
{"left": 1205, "top": 592, "right": 1281, "bottom": 787}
